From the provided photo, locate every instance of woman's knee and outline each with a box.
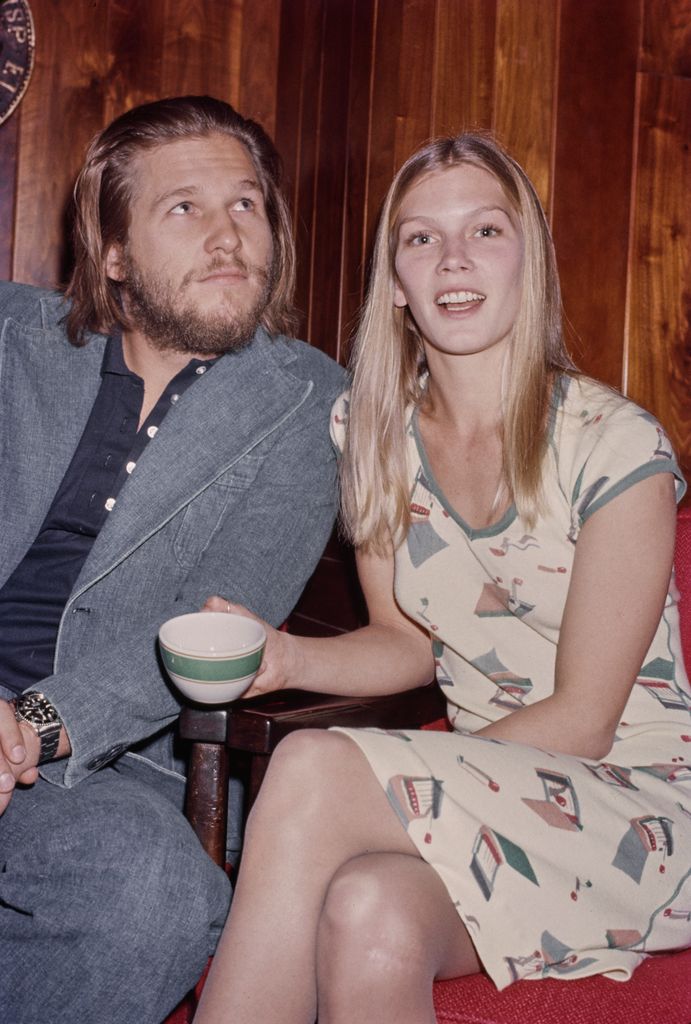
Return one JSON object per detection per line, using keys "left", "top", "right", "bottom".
{"left": 318, "top": 854, "right": 436, "bottom": 975}
{"left": 265, "top": 729, "right": 358, "bottom": 781}
{"left": 248, "top": 729, "right": 361, "bottom": 830}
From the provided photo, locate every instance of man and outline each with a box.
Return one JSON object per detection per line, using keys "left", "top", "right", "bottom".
{"left": 0, "top": 96, "right": 345, "bottom": 1024}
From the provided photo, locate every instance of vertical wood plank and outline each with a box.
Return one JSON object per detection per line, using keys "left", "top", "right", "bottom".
{"left": 433, "top": 0, "right": 496, "bottom": 136}
{"left": 276, "top": 0, "right": 327, "bottom": 344}
{"left": 640, "top": 0, "right": 691, "bottom": 76}
{"left": 625, "top": 73, "right": 691, "bottom": 480}
{"left": 493, "top": 0, "right": 558, "bottom": 212}
{"left": 102, "top": 0, "right": 166, "bottom": 123}
{"left": 237, "top": 0, "right": 281, "bottom": 133}
{"left": 365, "top": 0, "right": 404, "bottom": 250}
{"left": 340, "top": 0, "right": 378, "bottom": 361}
{"left": 550, "top": 0, "right": 641, "bottom": 387}
{"left": 160, "top": 0, "right": 240, "bottom": 102}
{"left": 274, "top": 0, "right": 326, "bottom": 340}
{"left": 393, "top": 0, "right": 437, "bottom": 168}
{"left": 306, "top": 0, "right": 353, "bottom": 358}
{"left": 274, "top": 0, "right": 309, "bottom": 227}
{"left": 0, "top": 110, "right": 18, "bottom": 280}
{"left": 12, "top": 0, "right": 111, "bottom": 287}
{"left": 366, "top": 0, "right": 436, "bottom": 270}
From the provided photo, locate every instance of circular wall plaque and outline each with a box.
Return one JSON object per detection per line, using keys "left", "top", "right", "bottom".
{"left": 0, "top": 0, "right": 35, "bottom": 126}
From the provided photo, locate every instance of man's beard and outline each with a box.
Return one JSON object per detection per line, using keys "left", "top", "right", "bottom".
{"left": 120, "top": 250, "right": 275, "bottom": 356}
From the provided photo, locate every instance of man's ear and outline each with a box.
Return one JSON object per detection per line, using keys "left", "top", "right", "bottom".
{"left": 105, "top": 243, "right": 125, "bottom": 283}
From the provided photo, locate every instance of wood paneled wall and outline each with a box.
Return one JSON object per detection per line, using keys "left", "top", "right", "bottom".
{"left": 1, "top": 0, "right": 689, "bottom": 479}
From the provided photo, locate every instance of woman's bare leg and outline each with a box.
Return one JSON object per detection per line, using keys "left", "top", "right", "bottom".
{"left": 194, "top": 730, "right": 479, "bottom": 1024}
{"left": 317, "top": 852, "right": 479, "bottom": 1024}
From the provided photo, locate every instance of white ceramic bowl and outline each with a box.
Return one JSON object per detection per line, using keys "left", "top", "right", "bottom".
{"left": 159, "top": 611, "right": 266, "bottom": 705}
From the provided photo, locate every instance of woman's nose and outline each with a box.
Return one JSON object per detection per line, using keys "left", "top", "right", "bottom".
{"left": 439, "top": 237, "right": 473, "bottom": 272}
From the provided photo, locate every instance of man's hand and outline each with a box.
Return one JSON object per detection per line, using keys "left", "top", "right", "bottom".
{"left": 0, "top": 699, "right": 40, "bottom": 815}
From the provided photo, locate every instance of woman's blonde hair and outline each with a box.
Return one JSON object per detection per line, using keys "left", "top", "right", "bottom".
{"left": 340, "top": 132, "right": 575, "bottom": 552}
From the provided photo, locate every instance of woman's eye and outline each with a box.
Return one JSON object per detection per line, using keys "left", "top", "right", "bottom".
{"left": 171, "top": 201, "right": 193, "bottom": 215}
{"left": 410, "top": 232, "right": 433, "bottom": 246}
{"left": 475, "top": 224, "right": 499, "bottom": 238}
{"left": 233, "top": 197, "right": 255, "bottom": 212}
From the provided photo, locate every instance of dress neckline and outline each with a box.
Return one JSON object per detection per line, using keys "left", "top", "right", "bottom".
{"left": 409, "top": 374, "right": 567, "bottom": 540}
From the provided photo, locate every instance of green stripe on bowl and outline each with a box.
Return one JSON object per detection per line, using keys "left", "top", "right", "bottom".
{"left": 162, "top": 640, "right": 264, "bottom": 660}
{"left": 161, "top": 646, "right": 263, "bottom": 682}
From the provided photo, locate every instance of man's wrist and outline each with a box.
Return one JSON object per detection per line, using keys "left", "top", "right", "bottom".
{"left": 11, "top": 692, "right": 64, "bottom": 764}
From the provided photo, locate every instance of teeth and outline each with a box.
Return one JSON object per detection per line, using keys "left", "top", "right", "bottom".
{"left": 436, "top": 291, "right": 486, "bottom": 305}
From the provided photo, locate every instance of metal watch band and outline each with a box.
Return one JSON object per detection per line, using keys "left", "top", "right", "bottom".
{"left": 34, "top": 721, "right": 61, "bottom": 764}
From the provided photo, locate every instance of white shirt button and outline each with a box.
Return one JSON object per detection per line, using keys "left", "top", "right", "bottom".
{"left": 126, "top": 461, "right": 136, "bottom": 474}
{"left": 170, "top": 393, "right": 180, "bottom": 404}
{"left": 105, "top": 497, "right": 116, "bottom": 511}
{"left": 147, "top": 425, "right": 158, "bottom": 438}
{"left": 195, "top": 366, "right": 206, "bottom": 375}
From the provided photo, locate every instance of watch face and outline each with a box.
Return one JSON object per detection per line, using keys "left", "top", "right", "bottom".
{"left": 18, "top": 692, "right": 60, "bottom": 725}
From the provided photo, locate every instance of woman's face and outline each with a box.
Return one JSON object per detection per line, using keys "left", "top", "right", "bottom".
{"left": 393, "top": 162, "right": 524, "bottom": 364}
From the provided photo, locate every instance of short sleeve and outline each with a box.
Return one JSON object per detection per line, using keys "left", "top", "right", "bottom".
{"left": 559, "top": 380, "right": 686, "bottom": 530}
{"left": 329, "top": 390, "right": 350, "bottom": 455}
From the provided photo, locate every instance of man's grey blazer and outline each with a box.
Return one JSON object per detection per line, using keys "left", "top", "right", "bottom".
{"left": 0, "top": 282, "right": 346, "bottom": 788}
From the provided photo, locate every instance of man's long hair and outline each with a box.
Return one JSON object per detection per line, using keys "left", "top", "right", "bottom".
{"left": 64, "top": 95, "right": 297, "bottom": 346}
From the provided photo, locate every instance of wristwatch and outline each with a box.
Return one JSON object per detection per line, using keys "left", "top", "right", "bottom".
{"left": 11, "top": 691, "right": 62, "bottom": 764}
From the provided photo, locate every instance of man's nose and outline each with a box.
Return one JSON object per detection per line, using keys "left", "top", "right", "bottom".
{"left": 204, "top": 211, "right": 242, "bottom": 254}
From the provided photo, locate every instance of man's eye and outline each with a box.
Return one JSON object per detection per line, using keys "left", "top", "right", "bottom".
{"left": 171, "top": 202, "right": 193, "bottom": 215}
{"left": 234, "top": 198, "right": 255, "bottom": 212}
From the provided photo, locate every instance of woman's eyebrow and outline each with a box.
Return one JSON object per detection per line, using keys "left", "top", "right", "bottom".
{"left": 397, "top": 205, "right": 512, "bottom": 228}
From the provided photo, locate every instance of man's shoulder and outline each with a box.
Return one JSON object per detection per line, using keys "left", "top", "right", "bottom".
{"left": 270, "top": 333, "right": 347, "bottom": 395}
{"left": 0, "top": 281, "right": 67, "bottom": 330}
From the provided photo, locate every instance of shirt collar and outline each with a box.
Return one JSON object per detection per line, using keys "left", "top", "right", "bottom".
{"left": 101, "top": 332, "right": 222, "bottom": 381}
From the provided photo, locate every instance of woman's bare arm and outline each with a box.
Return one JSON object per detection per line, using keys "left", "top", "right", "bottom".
{"left": 477, "top": 472, "right": 676, "bottom": 758}
{"left": 203, "top": 544, "right": 435, "bottom": 699}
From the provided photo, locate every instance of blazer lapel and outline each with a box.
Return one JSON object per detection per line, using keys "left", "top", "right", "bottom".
{"left": 74, "top": 330, "right": 313, "bottom": 590}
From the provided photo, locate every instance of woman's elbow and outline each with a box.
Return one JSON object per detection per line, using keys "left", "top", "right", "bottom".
{"left": 577, "top": 725, "right": 618, "bottom": 761}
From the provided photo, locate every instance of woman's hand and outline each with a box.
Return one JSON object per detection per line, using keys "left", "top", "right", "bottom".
{"left": 201, "top": 597, "right": 304, "bottom": 698}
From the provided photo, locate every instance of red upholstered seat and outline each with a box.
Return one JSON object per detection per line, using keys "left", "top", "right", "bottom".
{"left": 433, "top": 949, "right": 691, "bottom": 1023}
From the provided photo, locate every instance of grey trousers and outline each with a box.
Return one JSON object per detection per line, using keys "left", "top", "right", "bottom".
{"left": 0, "top": 749, "right": 231, "bottom": 1024}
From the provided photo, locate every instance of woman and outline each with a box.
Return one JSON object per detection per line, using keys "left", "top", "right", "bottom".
{"left": 195, "top": 134, "right": 691, "bottom": 1024}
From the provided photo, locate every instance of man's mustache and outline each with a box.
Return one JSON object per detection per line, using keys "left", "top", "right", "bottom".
{"left": 182, "top": 257, "right": 270, "bottom": 287}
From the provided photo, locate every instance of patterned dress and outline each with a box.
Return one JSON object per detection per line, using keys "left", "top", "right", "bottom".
{"left": 330, "top": 375, "right": 691, "bottom": 990}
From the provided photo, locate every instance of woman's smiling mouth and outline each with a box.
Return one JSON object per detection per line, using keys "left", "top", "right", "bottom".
{"left": 435, "top": 290, "right": 486, "bottom": 311}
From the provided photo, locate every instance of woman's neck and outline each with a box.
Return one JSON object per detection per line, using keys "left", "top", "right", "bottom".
{"left": 421, "top": 348, "right": 504, "bottom": 435}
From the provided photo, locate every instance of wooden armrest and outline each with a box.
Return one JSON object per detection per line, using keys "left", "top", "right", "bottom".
{"left": 225, "top": 683, "right": 444, "bottom": 752}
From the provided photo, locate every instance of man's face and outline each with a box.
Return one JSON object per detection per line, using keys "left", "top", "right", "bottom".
{"left": 106, "top": 133, "right": 275, "bottom": 355}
